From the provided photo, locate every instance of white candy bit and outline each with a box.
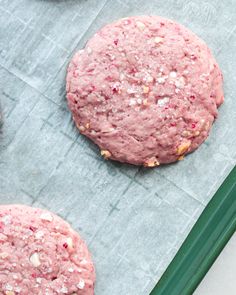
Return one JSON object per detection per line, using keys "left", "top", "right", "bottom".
{"left": 169, "top": 71, "right": 177, "bottom": 78}
{"left": 0, "top": 233, "right": 7, "bottom": 241}
{"left": 66, "top": 237, "right": 73, "bottom": 249}
{"left": 127, "top": 88, "right": 136, "bottom": 94}
{"left": 157, "top": 77, "right": 165, "bottom": 84}
{"left": 15, "top": 287, "right": 21, "bottom": 293}
{"left": 68, "top": 267, "right": 74, "bottom": 273}
{"left": 157, "top": 97, "right": 170, "bottom": 106}
{"left": 30, "top": 252, "right": 41, "bottom": 267}
{"left": 5, "top": 284, "right": 13, "bottom": 291}
{"left": 6, "top": 291, "right": 15, "bottom": 295}
{"left": 87, "top": 47, "right": 92, "bottom": 55}
{"left": 36, "top": 278, "right": 42, "bottom": 284}
{"left": 77, "top": 279, "right": 85, "bottom": 290}
{"left": 120, "top": 73, "right": 125, "bottom": 80}
{"left": 154, "top": 36, "right": 164, "bottom": 44}
{"left": 137, "top": 98, "right": 142, "bottom": 104}
{"left": 175, "top": 77, "right": 185, "bottom": 89}
{"left": 90, "top": 130, "right": 97, "bottom": 135}
{"left": 80, "top": 259, "right": 87, "bottom": 265}
{"left": 129, "top": 99, "right": 136, "bottom": 106}
{"left": 175, "top": 88, "right": 180, "bottom": 94}
{"left": 136, "top": 21, "right": 146, "bottom": 30}
{"left": 0, "top": 252, "right": 9, "bottom": 259}
{"left": 2, "top": 215, "right": 12, "bottom": 225}
{"left": 35, "top": 230, "right": 44, "bottom": 239}
{"left": 144, "top": 75, "right": 154, "bottom": 83}
{"left": 60, "top": 286, "right": 68, "bottom": 293}
{"left": 40, "top": 212, "right": 53, "bottom": 222}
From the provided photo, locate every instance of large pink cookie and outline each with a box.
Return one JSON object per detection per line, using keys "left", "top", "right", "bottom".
{"left": 66, "top": 15, "right": 224, "bottom": 166}
{"left": 0, "top": 205, "right": 95, "bottom": 295}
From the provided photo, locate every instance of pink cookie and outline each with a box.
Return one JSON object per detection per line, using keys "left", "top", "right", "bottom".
{"left": 0, "top": 205, "right": 95, "bottom": 295}
{"left": 66, "top": 15, "right": 224, "bottom": 166}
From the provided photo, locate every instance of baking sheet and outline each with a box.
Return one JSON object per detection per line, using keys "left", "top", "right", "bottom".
{"left": 0, "top": 0, "right": 235, "bottom": 294}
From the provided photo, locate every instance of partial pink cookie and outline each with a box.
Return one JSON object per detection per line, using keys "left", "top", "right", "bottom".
{"left": 66, "top": 15, "right": 224, "bottom": 166}
{"left": 0, "top": 205, "right": 95, "bottom": 295}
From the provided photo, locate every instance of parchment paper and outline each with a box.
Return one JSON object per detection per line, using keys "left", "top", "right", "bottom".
{"left": 0, "top": 0, "right": 236, "bottom": 294}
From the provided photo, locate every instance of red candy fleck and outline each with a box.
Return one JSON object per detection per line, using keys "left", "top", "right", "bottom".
{"left": 29, "top": 226, "right": 36, "bottom": 232}
{"left": 190, "top": 54, "right": 197, "bottom": 60}
{"left": 170, "top": 122, "right": 177, "bottom": 127}
{"left": 191, "top": 123, "right": 196, "bottom": 128}
{"left": 63, "top": 243, "right": 68, "bottom": 249}
{"left": 129, "top": 68, "right": 137, "bottom": 74}
{"left": 114, "top": 39, "right": 119, "bottom": 46}
{"left": 32, "top": 273, "right": 37, "bottom": 278}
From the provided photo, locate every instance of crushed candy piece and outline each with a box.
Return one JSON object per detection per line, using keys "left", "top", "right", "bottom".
{"left": 85, "top": 123, "right": 90, "bottom": 129}
{"left": 169, "top": 71, "right": 177, "bottom": 78}
{"left": 0, "top": 233, "right": 7, "bottom": 241}
{"left": 178, "top": 155, "right": 185, "bottom": 161}
{"left": 154, "top": 36, "right": 164, "bottom": 44}
{"left": 101, "top": 150, "right": 111, "bottom": 159}
{"left": 136, "top": 21, "right": 146, "bottom": 30}
{"left": 182, "top": 130, "right": 191, "bottom": 137}
{"left": 177, "top": 141, "right": 191, "bottom": 155}
{"left": 144, "top": 158, "right": 160, "bottom": 167}
{"left": 87, "top": 47, "right": 92, "bottom": 55}
{"left": 77, "top": 279, "right": 85, "bottom": 290}
{"left": 35, "top": 230, "right": 44, "bottom": 239}
{"left": 60, "top": 286, "right": 68, "bottom": 294}
{"left": 144, "top": 75, "right": 154, "bottom": 83}
{"left": 66, "top": 237, "right": 74, "bottom": 249}
{"left": 78, "top": 125, "right": 85, "bottom": 132}
{"left": 2, "top": 215, "right": 12, "bottom": 225}
{"left": 142, "top": 85, "right": 149, "bottom": 93}
{"left": 36, "top": 278, "right": 42, "bottom": 284}
{"left": 175, "top": 77, "right": 185, "bottom": 89}
{"left": 157, "top": 77, "right": 165, "bottom": 84}
{"left": 0, "top": 252, "right": 9, "bottom": 259}
{"left": 157, "top": 97, "right": 170, "bottom": 106}
{"left": 143, "top": 99, "right": 148, "bottom": 105}
{"left": 29, "top": 252, "right": 41, "bottom": 267}
{"left": 40, "top": 212, "right": 53, "bottom": 222}
{"left": 129, "top": 99, "right": 136, "bottom": 106}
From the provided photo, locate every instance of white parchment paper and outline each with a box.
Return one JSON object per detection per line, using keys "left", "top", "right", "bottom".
{"left": 0, "top": 0, "right": 235, "bottom": 294}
